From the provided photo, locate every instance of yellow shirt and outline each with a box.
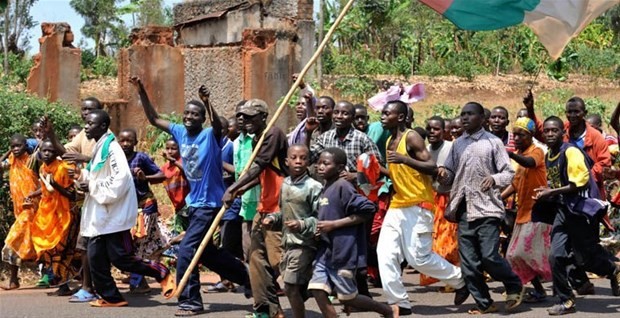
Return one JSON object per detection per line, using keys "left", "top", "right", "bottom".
{"left": 388, "top": 129, "right": 435, "bottom": 208}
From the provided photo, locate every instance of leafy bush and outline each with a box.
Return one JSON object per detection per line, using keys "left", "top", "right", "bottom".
{"left": 0, "top": 89, "right": 81, "bottom": 151}
{"left": 0, "top": 89, "right": 80, "bottom": 244}
{"left": 81, "top": 55, "right": 118, "bottom": 80}
{"left": 333, "top": 76, "right": 376, "bottom": 101}
{"left": 0, "top": 53, "right": 34, "bottom": 86}
{"left": 429, "top": 103, "right": 461, "bottom": 119}
{"left": 145, "top": 112, "right": 183, "bottom": 154}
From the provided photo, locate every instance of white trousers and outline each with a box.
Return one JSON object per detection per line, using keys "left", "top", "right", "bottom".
{"left": 377, "top": 205, "right": 464, "bottom": 308}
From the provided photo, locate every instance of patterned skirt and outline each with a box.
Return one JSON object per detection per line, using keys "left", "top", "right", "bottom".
{"left": 131, "top": 198, "right": 171, "bottom": 260}
{"left": 506, "top": 221, "right": 552, "bottom": 284}
{"left": 420, "top": 192, "right": 459, "bottom": 286}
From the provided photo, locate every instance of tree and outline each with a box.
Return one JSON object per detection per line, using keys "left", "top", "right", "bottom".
{"left": 69, "top": 0, "right": 123, "bottom": 57}
{"left": 1, "top": 0, "right": 38, "bottom": 74}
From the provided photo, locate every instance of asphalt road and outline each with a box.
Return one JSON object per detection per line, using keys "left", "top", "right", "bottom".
{"left": 1, "top": 270, "right": 619, "bottom": 318}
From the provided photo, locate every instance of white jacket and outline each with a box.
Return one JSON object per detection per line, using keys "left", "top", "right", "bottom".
{"left": 79, "top": 134, "right": 137, "bottom": 237}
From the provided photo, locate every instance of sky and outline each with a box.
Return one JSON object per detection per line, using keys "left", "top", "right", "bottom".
{"left": 28, "top": 0, "right": 181, "bottom": 55}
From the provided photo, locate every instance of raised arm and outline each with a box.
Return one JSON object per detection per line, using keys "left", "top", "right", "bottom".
{"left": 524, "top": 90, "right": 544, "bottom": 141}
{"left": 129, "top": 77, "right": 171, "bottom": 134}
{"left": 198, "top": 85, "right": 222, "bottom": 142}
{"left": 611, "top": 101, "right": 620, "bottom": 137}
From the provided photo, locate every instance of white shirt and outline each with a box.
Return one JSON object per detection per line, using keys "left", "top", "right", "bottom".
{"left": 79, "top": 134, "right": 137, "bottom": 237}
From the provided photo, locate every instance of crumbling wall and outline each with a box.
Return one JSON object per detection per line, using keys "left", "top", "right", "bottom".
{"left": 182, "top": 46, "right": 244, "bottom": 119}
{"left": 117, "top": 27, "right": 185, "bottom": 139}
{"left": 26, "top": 23, "right": 81, "bottom": 107}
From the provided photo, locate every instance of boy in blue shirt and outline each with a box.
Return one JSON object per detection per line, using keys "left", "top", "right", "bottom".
{"left": 308, "top": 147, "right": 392, "bottom": 318}
{"left": 130, "top": 77, "right": 249, "bottom": 317}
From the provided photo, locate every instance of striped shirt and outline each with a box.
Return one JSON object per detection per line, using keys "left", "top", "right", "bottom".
{"left": 442, "top": 128, "right": 515, "bottom": 222}
{"left": 310, "top": 127, "right": 383, "bottom": 172}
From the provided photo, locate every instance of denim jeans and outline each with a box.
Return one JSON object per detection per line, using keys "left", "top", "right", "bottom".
{"left": 176, "top": 206, "right": 249, "bottom": 311}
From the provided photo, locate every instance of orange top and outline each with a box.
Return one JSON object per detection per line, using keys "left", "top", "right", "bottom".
{"left": 513, "top": 145, "right": 547, "bottom": 224}
{"left": 387, "top": 130, "right": 435, "bottom": 209}
{"left": 31, "top": 160, "right": 74, "bottom": 258}
{"left": 258, "top": 167, "right": 284, "bottom": 213}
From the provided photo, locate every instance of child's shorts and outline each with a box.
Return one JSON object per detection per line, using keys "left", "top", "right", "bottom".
{"left": 280, "top": 246, "right": 315, "bottom": 285}
{"left": 308, "top": 261, "right": 358, "bottom": 300}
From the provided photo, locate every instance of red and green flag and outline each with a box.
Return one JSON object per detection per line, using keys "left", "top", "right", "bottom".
{"left": 420, "top": 0, "right": 620, "bottom": 59}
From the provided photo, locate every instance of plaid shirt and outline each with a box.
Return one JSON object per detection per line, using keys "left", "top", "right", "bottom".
{"left": 310, "top": 127, "right": 383, "bottom": 172}
{"left": 442, "top": 128, "right": 514, "bottom": 222}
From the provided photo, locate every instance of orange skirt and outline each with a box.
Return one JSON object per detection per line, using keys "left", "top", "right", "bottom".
{"left": 420, "top": 192, "right": 459, "bottom": 286}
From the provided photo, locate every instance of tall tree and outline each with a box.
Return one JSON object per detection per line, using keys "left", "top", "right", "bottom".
{"left": 1, "top": 0, "right": 37, "bottom": 73}
{"left": 69, "top": 0, "right": 122, "bottom": 57}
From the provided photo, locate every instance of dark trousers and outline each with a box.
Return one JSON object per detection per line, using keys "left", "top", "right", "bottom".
{"left": 88, "top": 230, "right": 167, "bottom": 303}
{"left": 549, "top": 207, "right": 616, "bottom": 302}
{"left": 458, "top": 208, "right": 522, "bottom": 310}
{"left": 177, "top": 207, "right": 249, "bottom": 311}
{"left": 221, "top": 217, "right": 244, "bottom": 260}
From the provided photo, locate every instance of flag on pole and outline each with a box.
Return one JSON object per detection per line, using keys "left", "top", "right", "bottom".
{"left": 420, "top": 0, "right": 620, "bottom": 60}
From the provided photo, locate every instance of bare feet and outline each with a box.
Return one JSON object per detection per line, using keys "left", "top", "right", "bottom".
{"left": 0, "top": 281, "right": 19, "bottom": 290}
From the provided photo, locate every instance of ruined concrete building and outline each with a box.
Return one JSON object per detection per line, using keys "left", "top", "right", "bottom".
{"left": 28, "top": 0, "right": 315, "bottom": 135}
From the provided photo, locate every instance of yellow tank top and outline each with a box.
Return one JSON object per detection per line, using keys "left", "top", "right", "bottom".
{"left": 388, "top": 129, "right": 435, "bottom": 208}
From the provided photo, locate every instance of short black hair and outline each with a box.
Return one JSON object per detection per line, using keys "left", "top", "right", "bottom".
{"left": 586, "top": 114, "right": 602, "bottom": 126}
{"left": 427, "top": 115, "right": 445, "bottom": 129}
{"left": 166, "top": 137, "right": 178, "bottom": 144}
{"left": 353, "top": 104, "right": 367, "bottom": 113}
{"left": 120, "top": 128, "right": 138, "bottom": 140}
{"left": 544, "top": 116, "right": 564, "bottom": 129}
{"left": 83, "top": 96, "right": 102, "bottom": 109}
{"left": 464, "top": 102, "right": 485, "bottom": 115}
{"left": 484, "top": 107, "right": 491, "bottom": 118}
{"left": 322, "top": 147, "right": 347, "bottom": 166}
{"left": 187, "top": 99, "right": 207, "bottom": 117}
{"left": 319, "top": 96, "right": 335, "bottom": 109}
{"left": 387, "top": 100, "right": 408, "bottom": 116}
{"left": 69, "top": 124, "right": 83, "bottom": 131}
{"left": 288, "top": 143, "right": 310, "bottom": 156}
{"left": 89, "top": 109, "right": 111, "bottom": 128}
{"left": 492, "top": 106, "right": 509, "bottom": 118}
{"left": 413, "top": 127, "right": 427, "bottom": 140}
{"left": 10, "top": 133, "right": 26, "bottom": 145}
{"left": 566, "top": 96, "right": 586, "bottom": 110}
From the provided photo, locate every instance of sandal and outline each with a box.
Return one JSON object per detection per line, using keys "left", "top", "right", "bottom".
{"left": 89, "top": 299, "right": 129, "bottom": 307}
{"left": 523, "top": 291, "right": 547, "bottom": 303}
{"left": 467, "top": 304, "right": 498, "bottom": 315}
{"left": 36, "top": 274, "right": 50, "bottom": 288}
{"left": 160, "top": 272, "right": 177, "bottom": 299}
{"left": 68, "top": 288, "right": 97, "bottom": 303}
{"left": 505, "top": 286, "right": 526, "bottom": 311}
{"left": 175, "top": 309, "right": 203, "bottom": 317}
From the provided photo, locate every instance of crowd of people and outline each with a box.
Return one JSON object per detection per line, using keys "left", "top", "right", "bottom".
{"left": 1, "top": 74, "right": 620, "bottom": 318}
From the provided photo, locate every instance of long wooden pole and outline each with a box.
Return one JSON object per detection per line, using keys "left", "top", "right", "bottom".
{"left": 174, "top": 0, "right": 357, "bottom": 297}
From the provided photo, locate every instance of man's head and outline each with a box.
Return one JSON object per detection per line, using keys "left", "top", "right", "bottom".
{"left": 183, "top": 100, "right": 207, "bottom": 134}
{"left": 406, "top": 106, "right": 414, "bottom": 129}
{"left": 426, "top": 116, "right": 445, "bottom": 146}
{"left": 353, "top": 104, "right": 369, "bottom": 132}
{"left": 67, "top": 124, "right": 82, "bottom": 141}
{"left": 219, "top": 116, "right": 230, "bottom": 139}
{"left": 543, "top": 116, "right": 565, "bottom": 149}
{"left": 516, "top": 108, "right": 529, "bottom": 119}
{"left": 450, "top": 117, "right": 464, "bottom": 139}
{"left": 316, "top": 96, "right": 335, "bottom": 124}
{"left": 118, "top": 128, "right": 138, "bottom": 156}
{"left": 333, "top": 101, "right": 355, "bottom": 132}
{"left": 235, "top": 100, "right": 248, "bottom": 133}
{"left": 489, "top": 106, "right": 510, "bottom": 135}
{"left": 295, "top": 99, "right": 307, "bottom": 121}
{"left": 40, "top": 139, "right": 58, "bottom": 164}
{"left": 165, "top": 138, "right": 180, "bottom": 159}
{"left": 443, "top": 118, "right": 453, "bottom": 141}
{"left": 460, "top": 102, "right": 485, "bottom": 135}
{"left": 512, "top": 117, "right": 535, "bottom": 151}
{"left": 80, "top": 97, "right": 103, "bottom": 121}
{"left": 286, "top": 144, "right": 310, "bottom": 178}
{"left": 565, "top": 97, "right": 587, "bottom": 127}
{"left": 317, "top": 147, "right": 347, "bottom": 182}
{"left": 84, "top": 109, "right": 111, "bottom": 141}
{"left": 585, "top": 114, "right": 603, "bottom": 133}
{"left": 237, "top": 99, "right": 268, "bottom": 135}
{"left": 9, "top": 134, "right": 27, "bottom": 157}
{"left": 227, "top": 116, "right": 239, "bottom": 140}
{"left": 483, "top": 107, "right": 491, "bottom": 131}
{"left": 381, "top": 100, "right": 408, "bottom": 130}
{"left": 31, "top": 121, "right": 44, "bottom": 141}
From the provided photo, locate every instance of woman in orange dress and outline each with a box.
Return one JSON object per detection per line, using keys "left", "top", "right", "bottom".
{"left": 29, "top": 140, "right": 79, "bottom": 294}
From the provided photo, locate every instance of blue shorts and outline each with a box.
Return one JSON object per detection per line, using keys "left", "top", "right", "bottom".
{"left": 307, "top": 261, "right": 357, "bottom": 300}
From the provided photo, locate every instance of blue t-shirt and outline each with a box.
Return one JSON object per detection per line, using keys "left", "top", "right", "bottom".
{"left": 315, "top": 179, "right": 376, "bottom": 270}
{"left": 26, "top": 138, "right": 39, "bottom": 153}
{"left": 222, "top": 138, "right": 234, "bottom": 165}
{"left": 169, "top": 124, "right": 225, "bottom": 208}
